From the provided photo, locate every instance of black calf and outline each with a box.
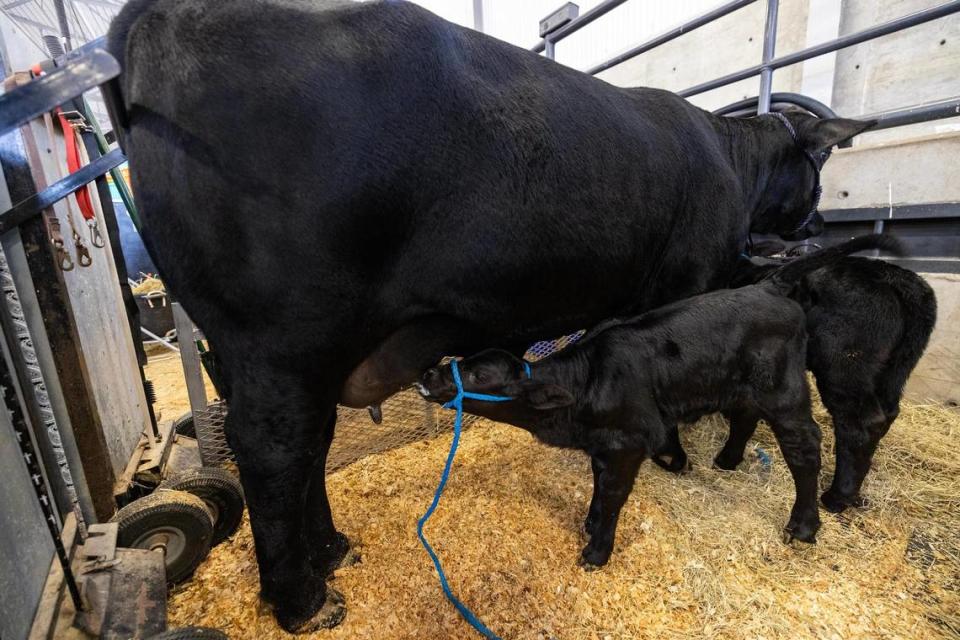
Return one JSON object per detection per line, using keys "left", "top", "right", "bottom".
{"left": 686, "top": 251, "right": 936, "bottom": 512}
{"left": 419, "top": 236, "right": 898, "bottom": 566}
{"left": 421, "top": 284, "right": 820, "bottom": 567}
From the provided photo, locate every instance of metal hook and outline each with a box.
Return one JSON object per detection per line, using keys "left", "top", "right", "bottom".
{"left": 75, "top": 239, "right": 92, "bottom": 268}
{"left": 88, "top": 220, "right": 106, "bottom": 248}
{"left": 55, "top": 241, "right": 74, "bottom": 272}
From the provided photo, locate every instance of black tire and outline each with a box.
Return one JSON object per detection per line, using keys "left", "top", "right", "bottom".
{"left": 160, "top": 467, "right": 245, "bottom": 546}
{"left": 110, "top": 490, "right": 213, "bottom": 585}
{"left": 146, "top": 627, "right": 228, "bottom": 640}
{"left": 174, "top": 411, "right": 196, "bottom": 438}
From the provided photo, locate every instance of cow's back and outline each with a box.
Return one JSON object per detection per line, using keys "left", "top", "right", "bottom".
{"left": 108, "top": 0, "right": 742, "bottom": 365}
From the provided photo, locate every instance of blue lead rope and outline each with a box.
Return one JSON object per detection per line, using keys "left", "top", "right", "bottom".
{"left": 417, "top": 359, "right": 530, "bottom": 640}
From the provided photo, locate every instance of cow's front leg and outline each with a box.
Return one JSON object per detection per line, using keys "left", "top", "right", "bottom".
{"left": 579, "top": 451, "right": 644, "bottom": 569}
{"left": 225, "top": 370, "right": 346, "bottom": 633}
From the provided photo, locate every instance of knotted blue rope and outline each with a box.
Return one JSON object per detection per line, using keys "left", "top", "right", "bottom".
{"left": 417, "top": 359, "right": 530, "bottom": 639}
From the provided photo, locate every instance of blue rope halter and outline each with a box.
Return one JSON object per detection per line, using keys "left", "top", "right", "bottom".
{"left": 417, "top": 358, "right": 531, "bottom": 639}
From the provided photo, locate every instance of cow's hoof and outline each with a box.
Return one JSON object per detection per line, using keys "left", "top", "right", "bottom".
{"left": 653, "top": 453, "right": 691, "bottom": 475}
{"left": 319, "top": 532, "right": 356, "bottom": 576}
{"left": 337, "top": 544, "right": 362, "bottom": 570}
{"left": 712, "top": 452, "right": 742, "bottom": 471}
{"left": 291, "top": 587, "right": 346, "bottom": 633}
{"left": 821, "top": 489, "right": 866, "bottom": 513}
{"left": 782, "top": 520, "right": 819, "bottom": 545}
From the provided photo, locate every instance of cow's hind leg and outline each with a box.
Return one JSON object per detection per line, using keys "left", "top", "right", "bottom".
{"left": 306, "top": 410, "right": 357, "bottom": 574}
{"left": 714, "top": 409, "right": 760, "bottom": 470}
{"left": 821, "top": 396, "right": 890, "bottom": 513}
{"left": 225, "top": 368, "right": 346, "bottom": 632}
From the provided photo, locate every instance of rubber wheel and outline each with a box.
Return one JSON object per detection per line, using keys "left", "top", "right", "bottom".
{"left": 110, "top": 490, "right": 213, "bottom": 585}
{"left": 146, "top": 627, "right": 228, "bottom": 640}
{"left": 160, "top": 467, "right": 245, "bottom": 546}
{"left": 174, "top": 411, "right": 196, "bottom": 438}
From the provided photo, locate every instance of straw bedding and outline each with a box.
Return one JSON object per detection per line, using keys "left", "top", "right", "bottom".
{"left": 158, "top": 368, "right": 958, "bottom": 640}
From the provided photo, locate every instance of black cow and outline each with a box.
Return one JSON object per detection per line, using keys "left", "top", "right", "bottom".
{"left": 107, "top": 0, "right": 873, "bottom": 630}
{"left": 419, "top": 236, "right": 901, "bottom": 568}
{"left": 657, "top": 251, "right": 936, "bottom": 512}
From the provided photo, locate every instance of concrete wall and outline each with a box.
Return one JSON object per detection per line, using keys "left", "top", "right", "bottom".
{"left": 909, "top": 273, "right": 960, "bottom": 405}
{"left": 833, "top": 0, "right": 960, "bottom": 145}
{"left": 595, "top": 0, "right": 811, "bottom": 111}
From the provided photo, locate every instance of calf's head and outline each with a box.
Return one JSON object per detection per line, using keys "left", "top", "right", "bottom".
{"left": 419, "top": 349, "right": 575, "bottom": 422}
{"left": 752, "top": 112, "right": 875, "bottom": 241}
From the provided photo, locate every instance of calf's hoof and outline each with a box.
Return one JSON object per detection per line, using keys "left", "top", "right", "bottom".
{"left": 712, "top": 452, "right": 742, "bottom": 471}
{"left": 782, "top": 518, "right": 820, "bottom": 545}
{"left": 821, "top": 489, "right": 866, "bottom": 514}
{"left": 653, "top": 453, "right": 691, "bottom": 475}
{"left": 579, "top": 544, "right": 611, "bottom": 570}
{"left": 289, "top": 587, "right": 347, "bottom": 633}
{"left": 583, "top": 516, "right": 598, "bottom": 538}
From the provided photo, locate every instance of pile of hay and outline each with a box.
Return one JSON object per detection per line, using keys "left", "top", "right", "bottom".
{"left": 166, "top": 383, "right": 958, "bottom": 639}
{"left": 131, "top": 274, "right": 165, "bottom": 295}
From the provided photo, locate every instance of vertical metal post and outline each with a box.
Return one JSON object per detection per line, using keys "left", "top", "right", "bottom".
{"left": 757, "top": 0, "right": 780, "bottom": 114}
{"left": 473, "top": 0, "right": 484, "bottom": 33}
{"left": 172, "top": 302, "right": 208, "bottom": 414}
{"left": 53, "top": 0, "right": 73, "bottom": 52}
{"left": 545, "top": 39, "right": 556, "bottom": 60}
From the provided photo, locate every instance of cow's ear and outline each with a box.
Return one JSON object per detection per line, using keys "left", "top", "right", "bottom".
{"left": 513, "top": 380, "right": 575, "bottom": 410}
{"left": 800, "top": 117, "right": 876, "bottom": 153}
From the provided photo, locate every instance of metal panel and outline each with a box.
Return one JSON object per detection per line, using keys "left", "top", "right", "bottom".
{"left": 0, "top": 346, "right": 55, "bottom": 640}
{"left": 18, "top": 107, "right": 151, "bottom": 484}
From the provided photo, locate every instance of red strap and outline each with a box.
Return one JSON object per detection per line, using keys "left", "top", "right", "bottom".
{"left": 55, "top": 109, "right": 96, "bottom": 222}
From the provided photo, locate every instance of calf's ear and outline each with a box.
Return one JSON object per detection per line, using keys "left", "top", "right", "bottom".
{"left": 800, "top": 117, "right": 877, "bottom": 153}
{"left": 515, "top": 380, "right": 575, "bottom": 410}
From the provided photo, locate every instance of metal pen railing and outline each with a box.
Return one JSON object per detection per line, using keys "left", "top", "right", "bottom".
{"left": 534, "top": 0, "right": 960, "bottom": 120}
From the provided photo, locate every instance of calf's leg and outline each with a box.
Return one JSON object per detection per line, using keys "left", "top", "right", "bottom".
{"left": 652, "top": 423, "right": 690, "bottom": 474}
{"left": 584, "top": 456, "right": 603, "bottom": 536}
{"left": 580, "top": 451, "right": 644, "bottom": 568}
{"left": 821, "top": 397, "right": 890, "bottom": 513}
{"left": 225, "top": 368, "right": 346, "bottom": 632}
{"left": 767, "top": 414, "right": 822, "bottom": 543}
{"left": 714, "top": 410, "right": 760, "bottom": 470}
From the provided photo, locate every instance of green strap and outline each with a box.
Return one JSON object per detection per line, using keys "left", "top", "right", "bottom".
{"left": 81, "top": 97, "right": 141, "bottom": 231}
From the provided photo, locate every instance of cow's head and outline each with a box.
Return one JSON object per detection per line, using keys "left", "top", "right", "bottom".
{"left": 751, "top": 112, "right": 875, "bottom": 241}
{"left": 418, "top": 350, "right": 574, "bottom": 422}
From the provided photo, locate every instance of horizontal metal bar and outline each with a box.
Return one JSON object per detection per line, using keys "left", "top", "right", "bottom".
{"left": 679, "top": 0, "right": 960, "bottom": 98}
{"left": 863, "top": 96, "right": 960, "bottom": 131}
{"left": 888, "top": 258, "right": 960, "bottom": 274}
{"left": 0, "top": 48, "right": 120, "bottom": 137}
{"left": 821, "top": 202, "right": 960, "bottom": 223}
{"left": 713, "top": 92, "right": 838, "bottom": 119}
{"left": 587, "top": 0, "right": 758, "bottom": 75}
{"left": 0, "top": 148, "right": 126, "bottom": 235}
{"left": 532, "top": 0, "right": 631, "bottom": 53}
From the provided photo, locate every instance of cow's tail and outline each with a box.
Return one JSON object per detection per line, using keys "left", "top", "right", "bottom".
{"left": 875, "top": 268, "right": 937, "bottom": 414}
{"left": 104, "top": 0, "right": 162, "bottom": 149}
{"left": 762, "top": 234, "right": 904, "bottom": 294}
